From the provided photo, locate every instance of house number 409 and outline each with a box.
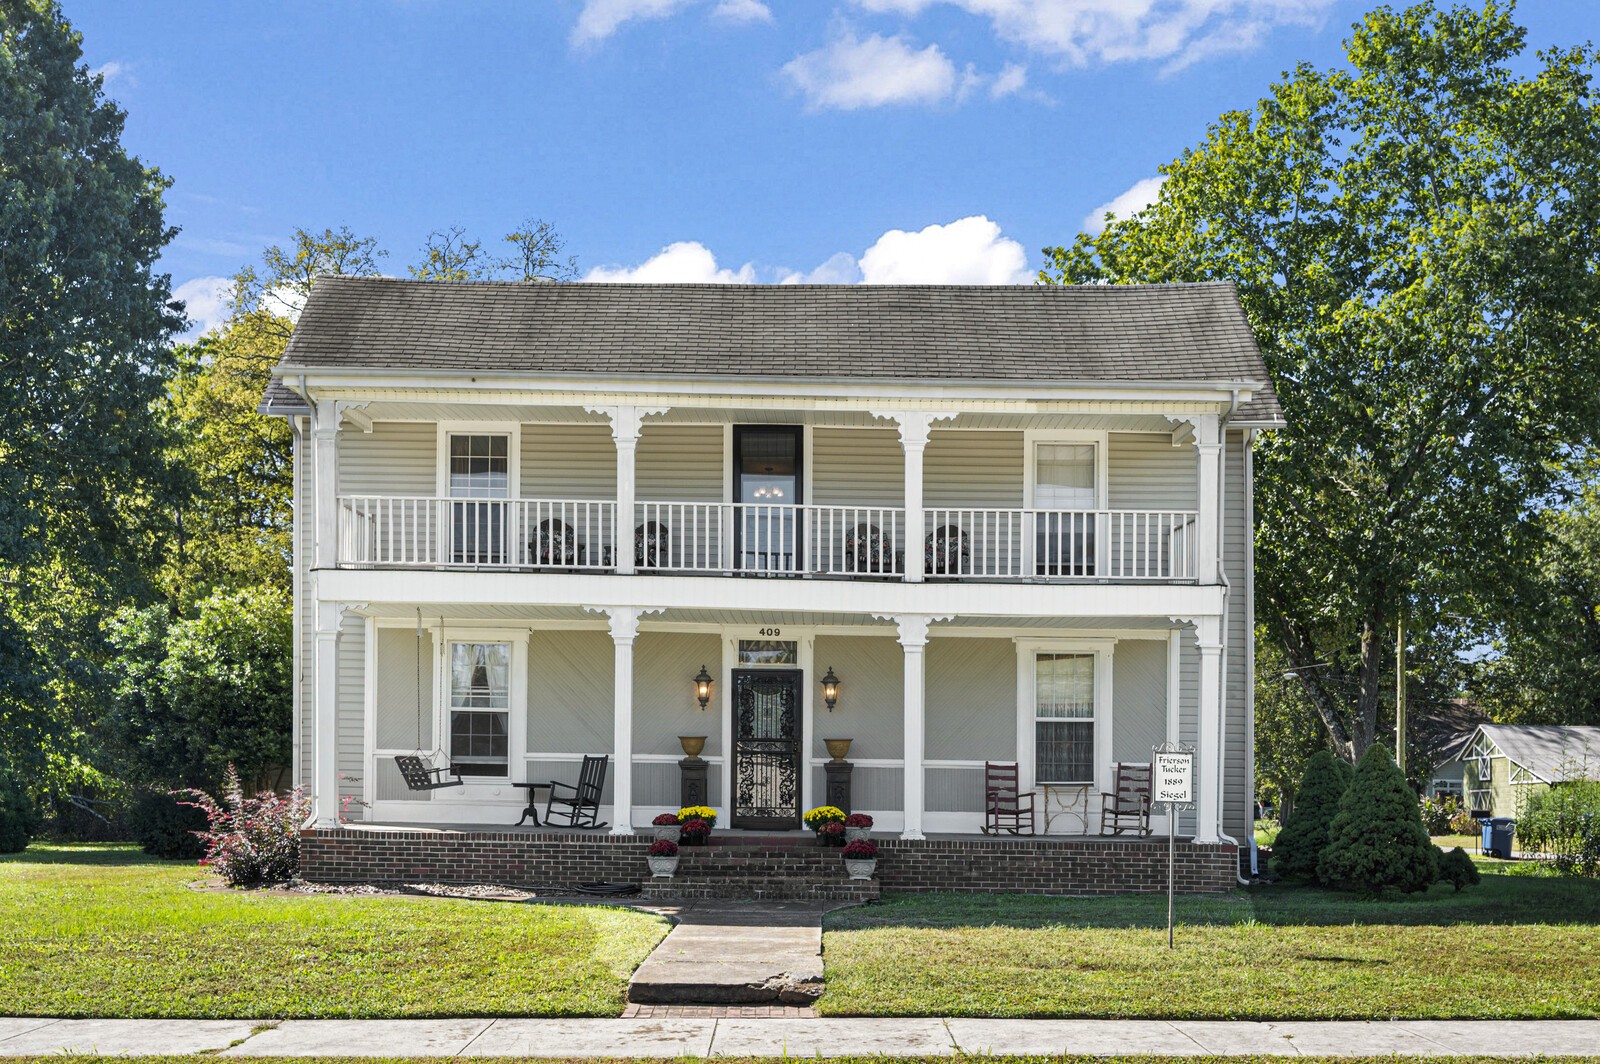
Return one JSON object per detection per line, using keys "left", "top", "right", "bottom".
{"left": 758, "top": 627, "right": 781, "bottom": 637}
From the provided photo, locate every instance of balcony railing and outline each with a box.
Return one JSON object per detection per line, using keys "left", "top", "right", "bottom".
{"left": 337, "top": 496, "right": 1196, "bottom": 580}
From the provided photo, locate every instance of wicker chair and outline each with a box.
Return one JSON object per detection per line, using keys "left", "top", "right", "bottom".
{"left": 925, "top": 524, "right": 970, "bottom": 575}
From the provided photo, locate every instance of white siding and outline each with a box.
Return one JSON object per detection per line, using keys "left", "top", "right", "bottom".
{"left": 522, "top": 423, "right": 615, "bottom": 499}
{"left": 812, "top": 428, "right": 903, "bottom": 506}
{"left": 925, "top": 430, "right": 1024, "bottom": 508}
{"left": 638, "top": 424, "right": 723, "bottom": 502}
{"left": 375, "top": 627, "right": 434, "bottom": 751}
{"left": 1107, "top": 433, "right": 1197, "bottom": 510}
{"left": 1223, "top": 429, "right": 1251, "bottom": 841}
{"left": 295, "top": 425, "right": 313, "bottom": 790}
{"left": 527, "top": 630, "right": 613, "bottom": 755}
{"left": 633, "top": 632, "right": 722, "bottom": 758}
{"left": 813, "top": 634, "right": 903, "bottom": 761}
{"left": 337, "top": 617, "right": 365, "bottom": 817}
{"left": 1111, "top": 639, "right": 1167, "bottom": 764}
{"left": 925, "top": 638, "right": 1016, "bottom": 762}
{"left": 338, "top": 422, "right": 435, "bottom": 495}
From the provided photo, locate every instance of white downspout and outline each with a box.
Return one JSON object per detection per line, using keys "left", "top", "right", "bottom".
{"left": 1215, "top": 392, "right": 1247, "bottom": 883}
{"left": 1244, "top": 428, "right": 1258, "bottom": 877}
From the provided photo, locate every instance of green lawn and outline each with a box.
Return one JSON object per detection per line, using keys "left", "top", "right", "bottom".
{"left": 0, "top": 844, "right": 669, "bottom": 1018}
{"left": 820, "top": 870, "right": 1600, "bottom": 1019}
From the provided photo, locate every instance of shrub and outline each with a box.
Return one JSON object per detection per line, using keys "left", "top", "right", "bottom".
{"left": 1318, "top": 744, "right": 1438, "bottom": 894}
{"left": 676, "top": 805, "right": 717, "bottom": 828}
{"left": 803, "top": 805, "right": 845, "bottom": 830}
{"left": 175, "top": 763, "right": 310, "bottom": 886}
{"left": 1449, "top": 808, "right": 1482, "bottom": 835}
{"left": 1420, "top": 795, "right": 1465, "bottom": 835}
{"left": 648, "top": 839, "right": 678, "bottom": 857}
{"left": 843, "top": 813, "right": 874, "bottom": 828}
{"left": 841, "top": 838, "right": 878, "bottom": 859}
{"left": 651, "top": 812, "right": 680, "bottom": 826}
{"left": 1273, "top": 751, "right": 1352, "bottom": 879}
{"left": 1436, "top": 846, "right": 1481, "bottom": 892}
{"left": 127, "top": 791, "right": 208, "bottom": 859}
{"left": 1517, "top": 779, "right": 1600, "bottom": 876}
{"left": 0, "top": 776, "right": 38, "bottom": 854}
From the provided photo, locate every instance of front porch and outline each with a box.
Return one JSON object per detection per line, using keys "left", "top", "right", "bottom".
{"left": 299, "top": 822, "right": 1242, "bottom": 897}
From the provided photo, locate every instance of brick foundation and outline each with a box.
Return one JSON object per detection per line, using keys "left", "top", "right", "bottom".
{"left": 301, "top": 828, "right": 1239, "bottom": 896}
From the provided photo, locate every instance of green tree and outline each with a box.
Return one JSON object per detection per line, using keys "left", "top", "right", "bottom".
{"left": 106, "top": 586, "right": 292, "bottom": 791}
{"left": 1041, "top": 1, "right": 1600, "bottom": 761}
{"left": 1272, "top": 750, "right": 1353, "bottom": 879}
{"left": 411, "top": 219, "right": 579, "bottom": 282}
{"left": 503, "top": 216, "right": 578, "bottom": 281}
{"left": 1255, "top": 632, "right": 1331, "bottom": 819}
{"left": 411, "top": 226, "right": 493, "bottom": 282}
{"left": 1319, "top": 744, "right": 1438, "bottom": 893}
{"left": 1, "top": 0, "right": 183, "bottom": 780}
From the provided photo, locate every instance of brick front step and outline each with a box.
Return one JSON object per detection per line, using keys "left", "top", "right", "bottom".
{"left": 639, "top": 876, "right": 878, "bottom": 902}
{"left": 300, "top": 828, "right": 1238, "bottom": 895}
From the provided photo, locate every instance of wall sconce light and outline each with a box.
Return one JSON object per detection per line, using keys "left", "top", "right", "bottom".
{"left": 693, "top": 664, "right": 714, "bottom": 710}
{"left": 820, "top": 665, "right": 841, "bottom": 712}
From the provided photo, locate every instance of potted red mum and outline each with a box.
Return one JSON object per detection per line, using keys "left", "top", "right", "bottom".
{"left": 843, "top": 812, "right": 873, "bottom": 842}
{"left": 841, "top": 838, "right": 878, "bottom": 880}
{"left": 647, "top": 838, "right": 679, "bottom": 877}
{"left": 651, "top": 812, "right": 680, "bottom": 842}
{"left": 680, "top": 816, "right": 711, "bottom": 846}
{"left": 818, "top": 819, "right": 846, "bottom": 847}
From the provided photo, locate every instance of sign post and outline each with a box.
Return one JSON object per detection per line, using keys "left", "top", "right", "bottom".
{"left": 1152, "top": 741, "right": 1195, "bottom": 949}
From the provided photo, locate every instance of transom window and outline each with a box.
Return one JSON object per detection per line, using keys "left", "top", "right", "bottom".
{"left": 449, "top": 641, "right": 509, "bottom": 777}
{"left": 739, "top": 639, "right": 797, "bottom": 666}
{"left": 1035, "top": 652, "right": 1095, "bottom": 785}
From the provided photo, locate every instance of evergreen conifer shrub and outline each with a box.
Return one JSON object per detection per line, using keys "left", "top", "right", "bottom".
{"left": 1318, "top": 745, "right": 1438, "bottom": 894}
{"left": 1436, "top": 845, "right": 1481, "bottom": 892}
{"left": 0, "top": 777, "right": 39, "bottom": 854}
{"left": 1272, "top": 750, "right": 1352, "bottom": 878}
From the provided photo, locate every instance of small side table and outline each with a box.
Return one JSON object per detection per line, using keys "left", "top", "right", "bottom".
{"left": 1041, "top": 782, "right": 1092, "bottom": 835}
{"left": 514, "top": 782, "right": 552, "bottom": 827}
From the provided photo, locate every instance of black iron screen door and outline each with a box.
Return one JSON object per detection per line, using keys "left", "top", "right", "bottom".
{"left": 732, "top": 668, "right": 803, "bottom": 829}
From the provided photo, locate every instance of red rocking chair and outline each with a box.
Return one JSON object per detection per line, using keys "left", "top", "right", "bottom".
{"left": 982, "top": 761, "right": 1036, "bottom": 836}
{"left": 1100, "top": 761, "right": 1153, "bottom": 836}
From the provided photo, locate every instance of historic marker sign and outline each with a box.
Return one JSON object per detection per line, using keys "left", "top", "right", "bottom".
{"left": 1154, "top": 751, "right": 1193, "bottom": 805}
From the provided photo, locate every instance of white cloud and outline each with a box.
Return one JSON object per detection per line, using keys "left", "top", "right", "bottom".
{"left": 91, "top": 61, "right": 131, "bottom": 91}
{"left": 851, "top": 0, "right": 1332, "bottom": 69}
{"left": 1082, "top": 175, "right": 1166, "bottom": 235}
{"left": 571, "top": 0, "right": 692, "bottom": 44}
{"left": 712, "top": 0, "right": 772, "bottom": 23}
{"left": 778, "top": 252, "right": 864, "bottom": 285}
{"left": 859, "top": 215, "right": 1030, "bottom": 284}
{"left": 173, "top": 275, "right": 232, "bottom": 338}
{"left": 260, "top": 283, "right": 308, "bottom": 322}
{"left": 584, "top": 241, "right": 758, "bottom": 283}
{"left": 990, "top": 62, "right": 1027, "bottom": 98}
{"left": 782, "top": 32, "right": 958, "bottom": 111}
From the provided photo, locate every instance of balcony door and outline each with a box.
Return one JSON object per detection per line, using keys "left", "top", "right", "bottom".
{"left": 1034, "top": 441, "right": 1098, "bottom": 576}
{"left": 448, "top": 432, "right": 510, "bottom": 565}
{"left": 734, "top": 425, "right": 802, "bottom": 573}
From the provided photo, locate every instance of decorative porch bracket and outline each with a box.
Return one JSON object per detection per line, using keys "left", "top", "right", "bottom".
{"left": 583, "top": 605, "right": 665, "bottom": 834}
{"left": 874, "top": 613, "right": 953, "bottom": 839}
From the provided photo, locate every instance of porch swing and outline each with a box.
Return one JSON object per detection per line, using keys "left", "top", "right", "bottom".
{"left": 393, "top": 612, "right": 463, "bottom": 792}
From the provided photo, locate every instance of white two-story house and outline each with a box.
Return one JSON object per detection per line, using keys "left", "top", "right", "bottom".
{"left": 263, "top": 277, "right": 1283, "bottom": 891}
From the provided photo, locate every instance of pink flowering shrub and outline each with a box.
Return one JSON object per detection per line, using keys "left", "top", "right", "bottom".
{"left": 175, "top": 763, "right": 311, "bottom": 886}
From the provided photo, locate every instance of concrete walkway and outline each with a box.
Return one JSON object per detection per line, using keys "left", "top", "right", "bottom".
{"left": 627, "top": 901, "right": 830, "bottom": 1005}
{"left": 2, "top": 1017, "right": 1598, "bottom": 1056}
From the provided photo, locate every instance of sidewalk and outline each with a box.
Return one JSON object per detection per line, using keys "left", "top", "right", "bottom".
{"left": 3, "top": 1017, "right": 1598, "bottom": 1057}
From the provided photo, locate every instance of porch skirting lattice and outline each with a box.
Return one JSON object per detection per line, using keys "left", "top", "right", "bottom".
{"left": 299, "top": 828, "right": 1239, "bottom": 896}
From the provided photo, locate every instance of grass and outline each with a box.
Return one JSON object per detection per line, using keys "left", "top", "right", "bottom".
{"left": 0, "top": 844, "right": 669, "bottom": 1018}
{"left": 820, "top": 869, "right": 1600, "bottom": 1019}
{"left": 5, "top": 1059, "right": 1595, "bottom": 1064}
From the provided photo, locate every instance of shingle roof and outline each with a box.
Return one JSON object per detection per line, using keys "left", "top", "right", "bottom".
{"left": 1478, "top": 724, "right": 1600, "bottom": 784}
{"left": 271, "top": 277, "right": 1282, "bottom": 418}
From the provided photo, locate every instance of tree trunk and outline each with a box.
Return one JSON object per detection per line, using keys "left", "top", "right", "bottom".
{"left": 1276, "top": 616, "right": 1357, "bottom": 762}
{"left": 1354, "top": 609, "right": 1385, "bottom": 759}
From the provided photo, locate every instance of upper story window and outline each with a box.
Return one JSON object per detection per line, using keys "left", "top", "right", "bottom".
{"left": 1034, "top": 442, "right": 1099, "bottom": 576}
{"left": 1034, "top": 443, "right": 1097, "bottom": 510}
{"left": 450, "top": 434, "right": 509, "bottom": 498}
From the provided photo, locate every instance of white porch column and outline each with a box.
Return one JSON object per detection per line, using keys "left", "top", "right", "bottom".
{"left": 873, "top": 411, "right": 957, "bottom": 583}
{"left": 1194, "top": 414, "right": 1222, "bottom": 584}
{"left": 312, "top": 599, "right": 343, "bottom": 828}
{"left": 312, "top": 401, "right": 341, "bottom": 570}
{"left": 606, "top": 608, "right": 641, "bottom": 834}
{"left": 878, "top": 613, "right": 949, "bottom": 839}
{"left": 587, "top": 405, "right": 668, "bottom": 576}
{"left": 1194, "top": 614, "right": 1224, "bottom": 843}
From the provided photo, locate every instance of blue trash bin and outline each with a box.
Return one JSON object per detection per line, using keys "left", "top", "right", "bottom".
{"left": 1481, "top": 817, "right": 1515, "bottom": 859}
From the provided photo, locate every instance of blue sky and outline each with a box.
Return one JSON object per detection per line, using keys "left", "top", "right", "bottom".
{"left": 68, "top": 0, "right": 1597, "bottom": 334}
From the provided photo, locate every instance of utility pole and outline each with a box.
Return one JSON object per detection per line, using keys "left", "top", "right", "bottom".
{"left": 1395, "top": 610, "right": 1407, "bottom": 776}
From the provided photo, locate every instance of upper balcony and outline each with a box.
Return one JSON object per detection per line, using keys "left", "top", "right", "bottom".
{"left": 337, "top": 496, "right": 1198, "bottom": 581}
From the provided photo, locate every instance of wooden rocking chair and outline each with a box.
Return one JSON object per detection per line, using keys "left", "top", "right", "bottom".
{"left": 544, "top": 754, "right": 610, "bottom": 830}
{"left": 1100, "top": 761, "right": 1153, "bottom": 836}
{"left": 981, "top": 761, "right": 1036, "bottom": 836}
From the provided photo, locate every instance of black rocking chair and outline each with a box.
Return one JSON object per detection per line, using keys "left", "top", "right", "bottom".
{"left": 393, "top": 754, "right": 463, "bottom": 791}
{"left": 545, "top": 754, "right": 610, "bottom": 830}
{"left": 981, "top": 760, "right": 1036, "bottom": 836}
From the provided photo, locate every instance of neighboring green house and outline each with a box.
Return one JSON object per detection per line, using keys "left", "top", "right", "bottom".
{"left": 1463, "top": 724, "right": 1600, "bottom": 818}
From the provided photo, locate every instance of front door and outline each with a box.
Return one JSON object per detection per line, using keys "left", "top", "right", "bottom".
{"left": 731, "top": 668, "right": 803, "bottom": 829}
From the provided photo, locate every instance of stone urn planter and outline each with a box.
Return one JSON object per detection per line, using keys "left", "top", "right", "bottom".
{"left": 647, "top": 839, "right": 679, "bottom": 877}
{"left": 842, "top": 838, "right": 878, "bottom": 881}
{"left": 823, "top": 737, "right": 853, "bottom": 762}
{"left": 843, "top": 812, "right": 874, "bottom": 842}
{"left": 651, "top": 813, "right": 681, "bottom": 842}
{"left": 678, "top": 735, "right": 707, "bottom": 758}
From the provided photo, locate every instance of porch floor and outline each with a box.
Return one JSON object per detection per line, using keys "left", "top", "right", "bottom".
{"left": 342, "top": 821, "right": 1190, "bottom": 844}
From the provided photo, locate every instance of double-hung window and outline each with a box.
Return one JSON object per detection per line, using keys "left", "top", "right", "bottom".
{"left": 1034, "top": 652, "right": 1096, "bottom": 785}
{"left": 449, "top": 433, "right": 510, "bottom": 565}
{"left": 449, "top": 641, "right": 510, "bottom": 777}
{"left": 1034, "top": 442, "right": 1098, "bottom": 576}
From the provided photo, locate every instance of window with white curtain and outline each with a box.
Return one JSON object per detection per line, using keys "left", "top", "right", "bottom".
{"left": 1034, "top": 443, "right": 1097, "bottom": 509}
{"left": 1035, "top": 652, "right": 1095, "bottom": 784}
{"left": 449, "top": 641, "right": 510, "bottom": 776}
